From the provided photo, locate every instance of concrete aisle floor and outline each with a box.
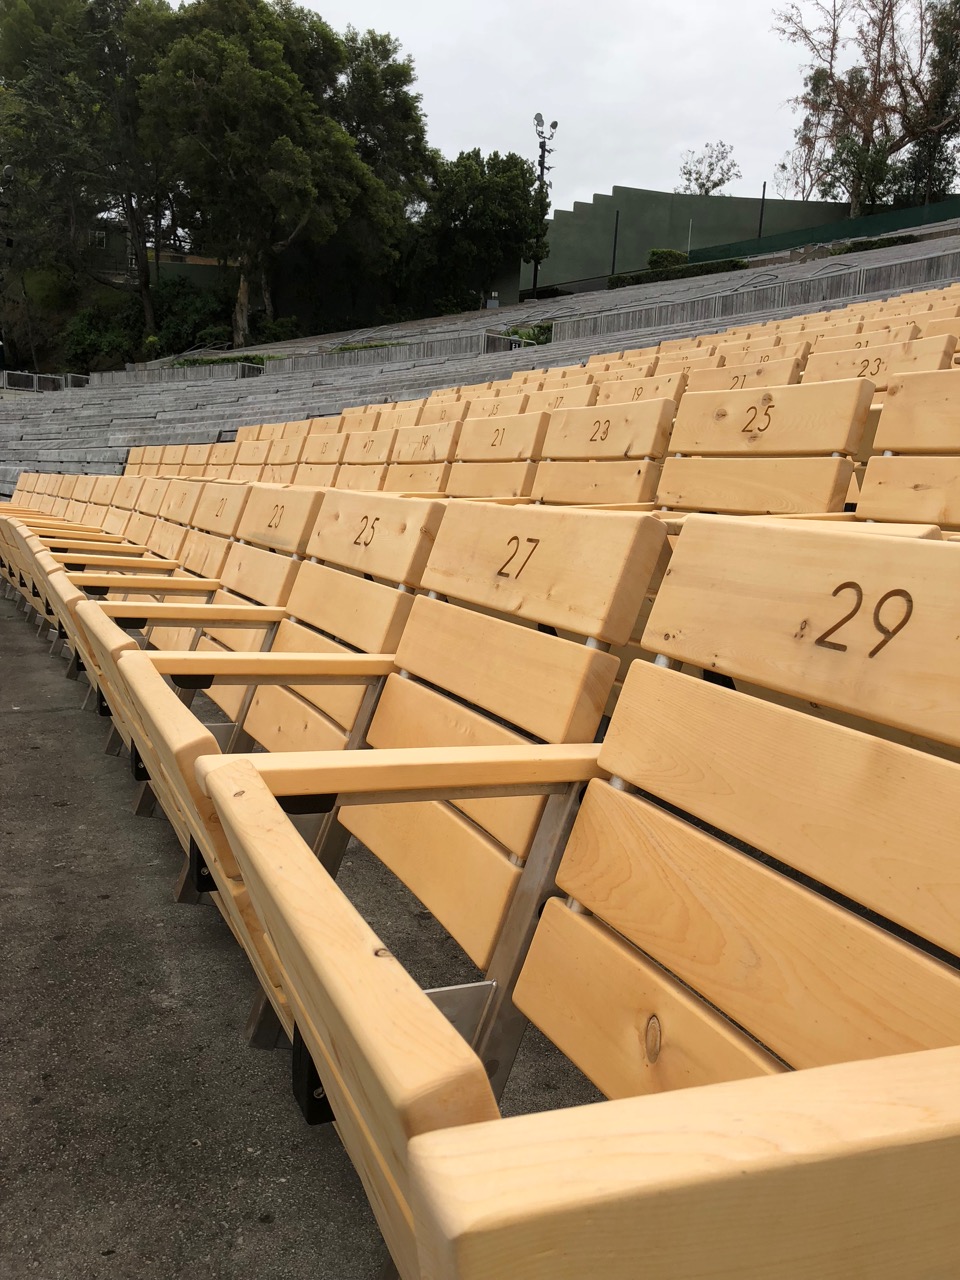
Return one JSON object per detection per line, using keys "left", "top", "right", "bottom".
{"left": 0, "top": 595, "right": 383, "bottom": 1280}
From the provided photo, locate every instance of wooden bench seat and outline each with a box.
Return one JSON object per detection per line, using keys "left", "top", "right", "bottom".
{"left": 201, "top": 516, "right": 960, "bottom": 1278}
{"left": 127, "top": 499, "right": 663, "bottom": 984}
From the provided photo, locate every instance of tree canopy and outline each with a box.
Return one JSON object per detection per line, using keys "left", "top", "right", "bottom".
{"left": 0, "top": 0, "right": 547, "bottom": 364}
{"left": 675, "top": 141, "right": 743, "bottom": 195}
{"left": 775, "top": 0, "right": 960, "bottom": 214}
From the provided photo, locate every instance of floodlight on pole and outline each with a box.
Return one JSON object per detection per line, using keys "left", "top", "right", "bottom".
{"left": 531, "top": 113, "right": 557, "bottom": 301}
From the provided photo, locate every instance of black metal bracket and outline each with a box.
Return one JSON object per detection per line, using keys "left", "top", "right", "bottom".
{"left": 187, "top": 837, "right": 217, "bottom": 895}
{"left": 96, "top": 688, "right": 112, "bottom": 719}
{"left": 278, "top": 793, "right": 336, "bottom": 815}
{"left": 117, "top": 617, "right": 147, "bottom": 631}
{"left": 171, "top": 674, "right": 214, "bottom": 691}
{"left": 85, "top": 587, "right": 108, "bottom": 600}
{"left": 64, "top": 563, "right": 85, "bottom": 572}
{"left": 702, "top": 669, "right": 737, "bottom": 691}
{"left": 130, "top": 743, "right": 150, "bottom": 783}
{"left": 291, "top": 1024, "right": 335, "bottom": 1125}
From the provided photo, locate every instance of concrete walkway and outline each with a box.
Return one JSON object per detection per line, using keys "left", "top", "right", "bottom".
{"left": 0, "top": 595, "right": 383, "bottom": 1280}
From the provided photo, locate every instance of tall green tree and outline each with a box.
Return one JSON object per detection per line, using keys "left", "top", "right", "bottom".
{"left": 407, "top": 149, "right": 545, "bottom": 313}
{"left": 775, "top": 0, "right": 960, "bottom": 215}
{"left": 0, "top": 0, "right": 177, "bottom": 333}
{"left": 675, "top": 141, "right": 743, "bottom": 195}
{"left": 301, "top": 26, "right": 434, "bottom": 325}
{"left": 140, "top": 0, "right": 366, "bottom": 345}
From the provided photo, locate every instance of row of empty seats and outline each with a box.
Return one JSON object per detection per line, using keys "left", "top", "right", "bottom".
{"left": 61, "top": 367, "right": 960, "bottom": 528}
{"left": 4, "top": 278, "right": 960, "bottom": 1278}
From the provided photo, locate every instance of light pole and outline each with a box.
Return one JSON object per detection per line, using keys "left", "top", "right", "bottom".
{"left": 0, "top": 166, "right": 14, "bottom": 378}
{"left": 531, "top": 113, "right": 557, "bottom": 300}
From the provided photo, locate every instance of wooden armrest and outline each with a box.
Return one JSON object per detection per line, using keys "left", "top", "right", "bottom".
{"left": 204, "top": 758, "right": 500, "bottom": 1161}
{"left": 38, "top": 530, "right": 127, "bottom": 542}
{"left": 407, "top": 1046, "right": 960, "bottom": 1280}
{"left": 98, "top": 602, "right": 284, "bottom": 624}
{"left": 763, "top": 511, "right": 855, "bottom": 521}
{"left": 33, "top": 525, "right": 110, "bottom": 537}
{"left": 46, "top": 542, "right": 152, "bottom": 552}
{"left": 142, "top": 650, "right": 396, "bottom": 687}
{"left": 69, "top": 574, "right": 221, "bottom": 592}
{"left": 51, "top": 554, "right": 178, "bottom": 569}
{"left": 197, "top": 743, "right": 604, "bottom": 800}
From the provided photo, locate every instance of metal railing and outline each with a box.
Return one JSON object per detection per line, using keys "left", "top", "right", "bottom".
{"left": 551, "top": 246, "right": 960, "bottom": 343}
{"left": 0, "top": 370, "right": 90, "bottom": 392}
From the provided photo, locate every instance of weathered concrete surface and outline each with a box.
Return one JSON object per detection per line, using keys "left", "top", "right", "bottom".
{"left": 0, "top": 596, "right": 382, "bottom": 1280}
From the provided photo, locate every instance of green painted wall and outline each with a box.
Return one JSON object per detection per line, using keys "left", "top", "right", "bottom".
{"left": 517, "top": 187, "right": 848, "bottom": 293}
{"left": 689, "top": 193, "right": 960, "bottom": 261}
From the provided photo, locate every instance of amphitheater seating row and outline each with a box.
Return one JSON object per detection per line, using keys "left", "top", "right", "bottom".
{"left": 6, "top": 278, "right": 960, "bottom": 1275}
{"left": 109, "top": 368, "right": 960, "bottom": 523}
{"left": 3, "top": 486, "right": 959, "bottom": 1278}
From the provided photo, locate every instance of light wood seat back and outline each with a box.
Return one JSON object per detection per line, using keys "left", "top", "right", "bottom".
{"left": 280, "top": 419, "right": 312, "bottom": 440}
{"left": 375, "top": 400, "right": 425, "bottom": 430}
{"left": 339, "top": 406, "right": 382, "bottom": 434}
{"left": 307, "top": 415, "right": 342, "bottom": 434}
{"left": 720, "top": 339, "right": 810, "bottom": 367}
{"left": 523, "top": 383, "right": 598, "bottom": 414}
{"left": 813, "top": 323, "right": 920, "bottom": 352}
{"left": 596, "top": 372, "right": 686, "bottom": 402}
{"left": 125, "top": 445, "right": 146, "bottom": 473}
{"left": 655, "top": 351, "right": 724, "bottom": 375}
{"left": 444, "top": 413, "right": 550, "bottom": 498}
{"left": 181, "top": 443, "right": 213, "bottom": 477}
{"left": 532, "top": 399, "right": 675, "bottom": 505}
{"left": 803, "top": 334, "right": 956, "bottom": 391}
{"left": 465, "top": 392, "right": 528, "bottom": 418}
{"left": 293, "top": 430, "right": 347, "bottom": 486}
{"left": 335, "top": 428, "right": 398, "bottom": 493}
{"left": 237, "top": 490, "right": 444, "bottom": 757}
{"left": 858, "top": 368, "right": 960, "bottom": 527}
{"left": 417, "top": 398, "right": 471, "bottom": 427}
{"left": 384, "top": 421, "right": 464, "bottom": 493}
{"left": 260, "top": 436, "right": 306, "bottom": 485}
{"left": 686, "top": 356, "right": 804, "bottom": 393}
{"left": 203, "top": 441, "right": 242, "bottom": 478}
{"left": 657, "top": 380, "right": 873, "bottom": 514}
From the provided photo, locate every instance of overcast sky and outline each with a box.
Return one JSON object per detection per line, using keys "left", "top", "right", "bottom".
{"left": 305, "top": 0, "right": 811, "bottom": 212}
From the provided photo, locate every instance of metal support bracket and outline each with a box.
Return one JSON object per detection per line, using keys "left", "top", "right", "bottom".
{"left": 187, "top": 837, "right": 216, "bottom": 895}
{"left": 96, "top": 688, "right": 112, "bottom": 718}
{"left": 130, "top": 743, "right": 150, "bottom": 783}
{"left": 291, "top": 1024, "right": 335, "bottom": 1125}
{"left": 172, "top": 673, "right": 214, "bottom": 691}
{"left": 425, "top": 981, "right": 496, "bottom": 1045}
{"left": 279, "top": 792, "right": 336, "bottom": 816}
{"left": 245, "top": 988, "right": 286, "bottom": 1050}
